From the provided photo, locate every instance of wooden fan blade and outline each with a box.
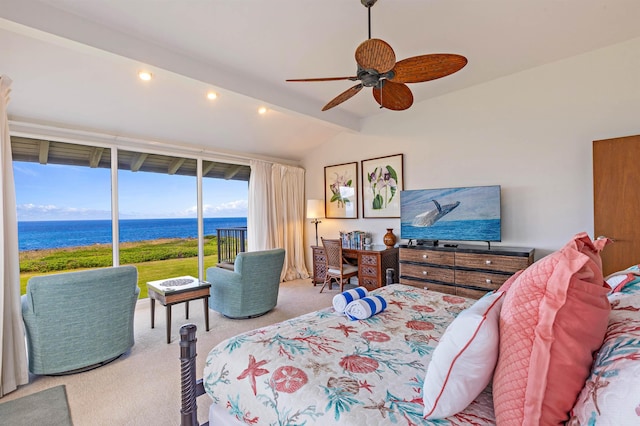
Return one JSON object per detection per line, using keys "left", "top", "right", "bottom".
{"left": 372, "top": 80, "right": 413, "bottom": 111}
{"left": 322, "top": 84, "right": 364, "bottom": 111}
{"left": 390, "top": 54, "right": 467, "bottom": 83}
{"left": 286, "top": 76, "right": 357, "bottom": 82}
{"left": 355, "top": 38, "right": 396, "bottom": 73}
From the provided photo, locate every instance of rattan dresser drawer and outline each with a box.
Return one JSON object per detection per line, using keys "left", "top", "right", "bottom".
{"left": 455, "top": 252, "right": 530, "bottom": 273}
{"left": 454, "top": 269, "right": 510, "bottom": 291}
{"left": 400, "top": 263, "right": 454, "bottom": 283}
{"left": 399, "top": 249, "right": 454, "bottom": 266}
{"left": 456, "top": 286, "right": 489, "bottom": 299}
{"left": 399, "top": 278, "right": 457, "bottom": 295}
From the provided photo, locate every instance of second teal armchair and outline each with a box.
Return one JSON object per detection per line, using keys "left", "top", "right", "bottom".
{"left": 206, "top": 248, "right": 285, "bottom": 319}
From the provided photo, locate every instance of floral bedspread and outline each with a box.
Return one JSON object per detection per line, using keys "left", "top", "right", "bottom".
{"left": 203, "top": 284, "right": 496, "bottom": 425}
{"left": 568, "top": 270, "right": 640, "bottom": 425}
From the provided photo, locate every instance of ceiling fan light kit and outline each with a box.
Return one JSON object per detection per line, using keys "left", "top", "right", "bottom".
{"left": 286, "top": 0, "right": 467, "bottom": 111}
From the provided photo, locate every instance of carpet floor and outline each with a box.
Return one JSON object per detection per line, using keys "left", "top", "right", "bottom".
{"left": 0, "top": 277, "right": 343, "bottom": 425}
{"left": 0, "top": 384, "right": 72, "bottom": 426}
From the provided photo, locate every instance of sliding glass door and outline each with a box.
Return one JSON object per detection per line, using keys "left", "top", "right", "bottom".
{"left": 12, "top": 137, "right": 249, "bottom": 298}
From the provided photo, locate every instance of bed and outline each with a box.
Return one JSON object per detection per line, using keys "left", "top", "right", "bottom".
{"left": 179, "top": 241, "right": 640, "bottom": 426}
{"left": 182, "top": 284, "right": 495, "bottom": 426}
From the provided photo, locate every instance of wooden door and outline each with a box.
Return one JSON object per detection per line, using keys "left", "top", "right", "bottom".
{"left": 593, "top": 135, "right": 640, "bottom": 276}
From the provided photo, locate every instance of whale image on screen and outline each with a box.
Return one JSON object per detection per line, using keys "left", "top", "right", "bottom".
{"left": 400, "top": 185, "right": 501, "bottom": 242}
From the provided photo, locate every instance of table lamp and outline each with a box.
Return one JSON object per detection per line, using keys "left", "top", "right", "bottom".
{"left": 306, "top": 199, "right": 324, "bottom": 246}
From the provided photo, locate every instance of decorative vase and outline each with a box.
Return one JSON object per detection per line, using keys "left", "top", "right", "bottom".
{"left": 383, "top": 228, "right": 396, "bottom": 248}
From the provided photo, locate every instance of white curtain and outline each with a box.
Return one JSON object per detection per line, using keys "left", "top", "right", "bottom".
{"left": 248, "top": 160, "right": 309, "bottom": 281}
{"left": 271, "top": 164, "right": 309, "bottom": 281}
{"left": 0, "top": 75, "right": 29, "bottom": 397}
{"left": 248, "top": 160, "right": 275, "bottom": 252}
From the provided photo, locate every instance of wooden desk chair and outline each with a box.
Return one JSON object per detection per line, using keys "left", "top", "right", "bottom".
{"left": 320, "top": 238, "right": 358, "bottom": 293}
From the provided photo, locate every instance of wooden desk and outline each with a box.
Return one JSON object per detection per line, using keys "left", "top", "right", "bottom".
{"left": 311, "top": 245, "right": 399, "bottom": 290}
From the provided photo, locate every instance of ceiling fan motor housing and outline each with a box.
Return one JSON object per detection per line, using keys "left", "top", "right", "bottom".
{"left": 357, "top": 66, "right": 395, "bottom": 87}
{"left": 358, "top": 68, "right": 382, "bottom": 87}
{"left": 361, "top": 0, "right": 378, "bottom": 8}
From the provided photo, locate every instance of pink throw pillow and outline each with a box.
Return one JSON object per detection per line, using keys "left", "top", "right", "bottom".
{"left": 493, "top": 232, "right": 611, "bottom": 425}
{"left": 497, "top": 269, "right": 523, "bottom": 293}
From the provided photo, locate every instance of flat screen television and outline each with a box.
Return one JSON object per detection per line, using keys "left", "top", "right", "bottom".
{"left": 400, "top": 185, "right": 501, "bottom": 243}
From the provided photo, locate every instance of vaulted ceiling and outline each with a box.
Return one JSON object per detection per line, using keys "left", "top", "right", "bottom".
{"left": 2, "top": 0, "right": 640, "bottom": 163}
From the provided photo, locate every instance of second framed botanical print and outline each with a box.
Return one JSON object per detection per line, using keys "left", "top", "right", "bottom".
{"left": 324, "top": 162, "right": 358, "bottom": 219}
{"left": 361, "top": 154, "right": 404, "bottom": 218}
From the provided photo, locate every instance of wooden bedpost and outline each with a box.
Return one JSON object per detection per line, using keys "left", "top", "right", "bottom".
{"left": 180, "top": 324, "right": 199, "bottom": 426}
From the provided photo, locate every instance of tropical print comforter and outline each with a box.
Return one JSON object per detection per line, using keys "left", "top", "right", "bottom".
{"left": 203, "top": 284, "right": 496, "bottom": 425}
{"left": 568, "top": 268, "right": 640, "bottom": 424}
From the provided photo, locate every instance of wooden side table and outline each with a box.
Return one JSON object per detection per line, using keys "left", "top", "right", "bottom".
{"left": 148, "top": 281, "right": 211, "bottom": 344}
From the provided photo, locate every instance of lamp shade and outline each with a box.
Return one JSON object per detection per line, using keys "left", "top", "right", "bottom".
{"left": 306, "top": 199, "right": 324, "bottom": 219}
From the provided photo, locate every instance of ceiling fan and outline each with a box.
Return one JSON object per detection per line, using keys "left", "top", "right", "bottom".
{"left": 286, "top": 0, "right": 467, "bottom": 111}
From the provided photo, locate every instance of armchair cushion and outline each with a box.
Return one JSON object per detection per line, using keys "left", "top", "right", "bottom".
{"left": 22, "top": 265, "right": 139, "bottom": 375}
{"left": 206, "top": 248, "right": 285, "bottom": 318}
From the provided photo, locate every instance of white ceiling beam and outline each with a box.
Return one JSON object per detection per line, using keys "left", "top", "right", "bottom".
{"left": 202, "top": 162, "right": 215, "bottom": 176}
{"left": 223, "top": 165, "right": 242, "bottom": 180}
{"left": 131, "top": 153, "right": 148, "bottom": 172}
{"left": 168, "top": 158, "right": 185, "bottom": 175}
{"left": 89, "top": 147, "right": 104, "bottom": 168}
{"left": 38, "top": 139, "right": 49, "bottom": 164}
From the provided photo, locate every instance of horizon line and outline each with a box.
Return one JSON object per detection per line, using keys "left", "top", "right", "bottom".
{"left": 18, "top": 216, "right": 248, "bottom": 222}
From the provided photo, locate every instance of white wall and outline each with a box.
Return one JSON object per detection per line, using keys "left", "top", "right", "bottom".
{"left": 302, "top": 36, "right": 640, "bottom": 264}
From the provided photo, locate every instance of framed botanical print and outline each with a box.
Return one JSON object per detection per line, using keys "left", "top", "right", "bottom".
{"left": 361, "top": 154, "right": 404, "bottom": 218}
{"left": 324, "top": 162, "right": 358, "bottom": 219}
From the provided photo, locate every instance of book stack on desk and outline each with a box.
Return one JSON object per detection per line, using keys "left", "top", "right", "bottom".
{"left": 340, "top": 230, "right": 369, "bottom": 249}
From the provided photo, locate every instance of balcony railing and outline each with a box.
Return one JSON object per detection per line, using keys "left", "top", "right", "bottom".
{"left": 216, "top": 227, "right": 247, "bottom": 267}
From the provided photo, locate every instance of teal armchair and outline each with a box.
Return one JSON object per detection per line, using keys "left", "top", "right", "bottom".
{"left": 22, "top": 265, "right": 139, "bottom": 375}
{"left": 206, "top": 248, "right": 285, "bottom": 319}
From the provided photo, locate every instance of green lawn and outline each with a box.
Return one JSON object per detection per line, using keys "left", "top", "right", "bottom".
{"left": 19, "top": 238, "right": 221, "bottom": 299}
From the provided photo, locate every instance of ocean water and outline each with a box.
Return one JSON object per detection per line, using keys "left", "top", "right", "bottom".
{"left": 18, "top": 217, "right": 247, "bottom": 251}
{"left": 400, "top": 219, "right": 501, "bottom": 242}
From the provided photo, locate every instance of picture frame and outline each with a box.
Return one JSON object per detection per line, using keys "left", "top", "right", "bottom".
{"left": 324, "top": 162, "right": 358, "bottom": 219}
{"left": 361, "top": 154, "right": 404, "bottom": 218}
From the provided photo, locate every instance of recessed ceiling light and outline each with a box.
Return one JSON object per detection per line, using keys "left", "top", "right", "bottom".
{"left": 207, "top": 91, "right": 218, "bottom": 100}
{"left": 138, "top": 71, "right": 152, "bottom": 81}
{"left": 258, "top": 106, "right": 268, "bottom": 114}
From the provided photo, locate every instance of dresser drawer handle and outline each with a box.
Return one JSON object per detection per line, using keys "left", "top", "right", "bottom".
{"left": 485, "top": 279, "right": 492, "bottom": 284}
{"left": 422, "top": 270, "right": 428, "bottom": 275}
{"left": 422, "top": 254, "right": 428, "bottom": 259}
{"left": 485, "top": 260, "right": 492, "bottom": 265}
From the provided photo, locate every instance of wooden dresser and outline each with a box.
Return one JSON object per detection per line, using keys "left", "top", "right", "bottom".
{"left": 311, "top": 245, "right": 399, "bottom": 291}
{"left": 399, "top": 244, "right": 534, "bottom": 298}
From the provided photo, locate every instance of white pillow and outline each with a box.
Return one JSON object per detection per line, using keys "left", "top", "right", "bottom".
{"left": 423, "top": 291, "right": 505, "bottom": 419}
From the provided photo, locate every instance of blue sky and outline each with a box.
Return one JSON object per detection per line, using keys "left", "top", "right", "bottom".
{"left": 13, "top": 162, "right": 248, "bottom": 221}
